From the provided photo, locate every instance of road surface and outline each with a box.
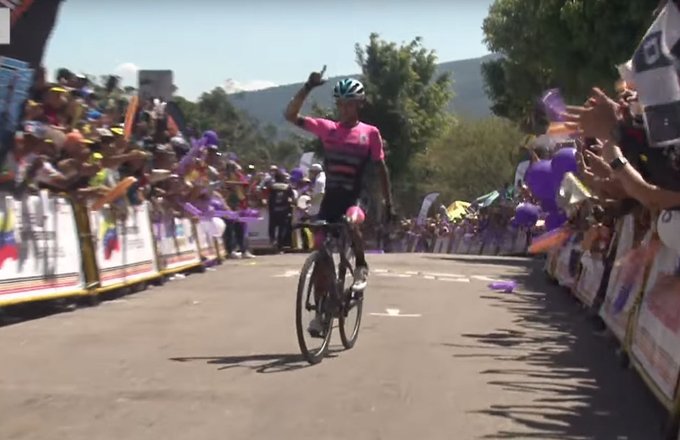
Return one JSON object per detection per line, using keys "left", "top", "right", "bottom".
{"left": 0, "top": 254, "right": 667, "bottom": 440}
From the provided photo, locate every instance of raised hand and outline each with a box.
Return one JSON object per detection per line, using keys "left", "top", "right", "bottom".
{"left": 306, "top": 65, "right": 327, "bottom": 89}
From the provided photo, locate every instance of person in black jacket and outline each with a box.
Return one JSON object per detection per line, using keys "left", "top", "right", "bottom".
{"left": 268, "top": 170, "right": 294, "bottom": 252}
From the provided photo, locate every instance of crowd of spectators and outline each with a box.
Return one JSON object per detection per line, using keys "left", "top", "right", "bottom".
{"left": 0, "top": 66, "right": 330, "bottom": 258}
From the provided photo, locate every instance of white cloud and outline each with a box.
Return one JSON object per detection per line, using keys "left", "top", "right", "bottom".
{"left": 223, "top": 79, "right": 277, "bottom": 94}
{"left": 114, "top": 62, "right": 139, "bottom": 85}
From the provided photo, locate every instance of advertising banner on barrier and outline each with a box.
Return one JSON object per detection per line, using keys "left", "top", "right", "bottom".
{"left": 0, "top": 195, "right": 85, "bottom": 304}
{"left": 433, "top": 236, "right": 449, "bottom": 254}
{"left": 451, "top": 228, "right": 464, "bottom": 254}
{"left": 498, "top": 229, "right": 516, "bottom": 255}
{"left": 196, "top": 221, "right": 218, "bottom": 261}
{"left": 555, "top": 238, "right": 581, "bottom": 289}
{"left": 246, "top": 209, "right": 270, "bottom": 250}
{"left": 468, "top": 235, "right": 483, "bottom": 255}
{"left": 157, "top": 217, "right": 201, "bottom": 273}
{"left": 513, "top": 230, "right": 530, "bottom": 255}
{"left": 89, "top": 203, "right": 159, "bottom": 288}
{"left": 457, "top": 233, "right": 472, "bottom": 255}
{"left": 545, "top": 248, "right": 559, "bottom": 277}
{"left": 599, "top": 215, "right": 646, "bottom": 342}
{"left": 631, "top": 244, "right": 680, "bottom": 401}
{"left": 481, "top": 234, "right": 497, "bottom": 256}
{"left": 574, "top": 251, "right": 605, "bottom": 307}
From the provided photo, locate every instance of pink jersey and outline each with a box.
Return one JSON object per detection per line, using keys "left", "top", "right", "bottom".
{"left": 302, "top": 117, "right": 384, "bottom": 195}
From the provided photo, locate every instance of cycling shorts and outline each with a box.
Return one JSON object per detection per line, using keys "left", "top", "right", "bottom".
{"left": 317, "top": 190, "right": 358, "bottom": 224}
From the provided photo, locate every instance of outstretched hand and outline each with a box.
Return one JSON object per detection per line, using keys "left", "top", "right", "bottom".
{"left": 563, "top": 88, "right": 620, "bottom": 141}
{"left": 306, "top": 65, "right": 327, "bottom": 89}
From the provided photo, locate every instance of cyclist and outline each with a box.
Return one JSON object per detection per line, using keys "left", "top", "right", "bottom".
{"left": 284, "top": 67, "right": 394, "bottom": 335}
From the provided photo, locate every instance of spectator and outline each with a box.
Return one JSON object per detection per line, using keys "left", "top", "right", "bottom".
{"left": 308, "top": 163, "right": 326, "bottom": 217}
{"left": 268, "top": 169, "right": 294, "bottom": 252}
{"left": 223, "top": 159, "right": 255, "bottom": 259}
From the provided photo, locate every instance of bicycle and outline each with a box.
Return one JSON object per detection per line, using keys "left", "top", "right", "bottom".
{"left": 294, "top": 215, "right": 364, "bottom": 365}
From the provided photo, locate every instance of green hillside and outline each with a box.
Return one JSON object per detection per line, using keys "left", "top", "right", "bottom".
{"left": 229, "top": 54, "right": 497, "bottom": 136}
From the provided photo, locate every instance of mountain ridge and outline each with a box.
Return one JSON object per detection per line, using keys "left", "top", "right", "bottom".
{"left": 228, "top": 53, "right": 498, "bottom": 136}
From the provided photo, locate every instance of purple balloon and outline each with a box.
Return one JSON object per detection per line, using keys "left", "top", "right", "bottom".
{"left": 488, "top": 281, "right": 517, "bottom": 293}
{"left": 183, "top": 202, "right": 202, "bottom": 217}
{"left": 203, "top": 130, "right": 219, "bottom": 146}
{"left": 551, "top": 147, "right": 578, "bottom": 177}
{"left": 239, "top": 208, "right": 260, "bottom": 218}
{"left": 525, "top": 160, "right": 556, "bottom": 200}
{"left": 545, "top": 211, "right": 568, "bottom": 231}
{"left": 210, "top": 196, "right": 227, "bottom": 211}
{"left": 514, "top": 203, "right": 540, "bottom": 227}
{"left": 541, "top": 89, "right": 566, "bottom": 122}
{"left": 539, "top": 196, "right": 558, "bottom": 213}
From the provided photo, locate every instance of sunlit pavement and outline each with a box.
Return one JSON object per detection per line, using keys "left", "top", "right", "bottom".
{"left": 0, "top": 254, "right": 666, "bottom": 440}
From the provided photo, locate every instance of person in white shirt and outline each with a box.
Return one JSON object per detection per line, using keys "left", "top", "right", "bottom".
{"left": 308, "top": 163, "right": 325, "bottom": 217}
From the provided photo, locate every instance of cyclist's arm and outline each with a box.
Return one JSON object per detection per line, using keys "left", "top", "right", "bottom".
{"left": 284, "top": 84, "right": 312, "bottom": 127}
{"left": 377, "top": 159, "right": 393, "bottom": 207}
{"left": 284, "top": 87, "right": 334, "bottom": 138}
{"left": 370, "top": 130, "right": 393, "bottom": 207}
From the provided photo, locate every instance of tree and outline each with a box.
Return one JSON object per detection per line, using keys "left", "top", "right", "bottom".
{"left": 414, "top": 117, "right": 525, "bottom": 204}
{"left": 482, "top": 0, "right": 660, "bottom": 126}
{"left": 355, "top": 33, "right": 453, "bottom": 196}
{"left": 173, "top": 88, "right": 305, "bottom": 169}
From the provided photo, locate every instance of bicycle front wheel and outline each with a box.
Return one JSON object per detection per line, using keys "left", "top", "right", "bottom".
{"left": 338, "top": 248, "right": 363, "bottom": 350}
{"left": 295, "top": 251, "right": 333, "bottom": 365}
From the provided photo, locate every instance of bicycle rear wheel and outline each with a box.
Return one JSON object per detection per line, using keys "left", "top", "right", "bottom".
{"left": 338, "top": 248, "right": 363, "bottom": 349}
{"left": 295, "top": 251, "right": 333, "bottom": 365}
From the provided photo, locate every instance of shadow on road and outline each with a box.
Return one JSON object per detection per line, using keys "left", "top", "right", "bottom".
{"left": 443, "top": 258, "right": 667, "bottom": 440}
{"left": 170, "top": 349, "right": 342, "bottom": 374}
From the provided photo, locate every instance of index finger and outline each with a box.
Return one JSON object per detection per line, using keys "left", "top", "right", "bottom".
{"left": 320, "top": 65, "right": 327, "bottom": 76}
{"left": 565, "top": 105, "right": 589, "bottom": 114}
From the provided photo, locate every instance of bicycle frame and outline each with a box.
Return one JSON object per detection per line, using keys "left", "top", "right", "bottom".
{"left": 309, "top": 221, "right": 354, "bottom": 318}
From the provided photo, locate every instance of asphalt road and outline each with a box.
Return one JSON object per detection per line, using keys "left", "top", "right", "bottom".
{"left": 0, "top": 254, "right": 668, "bottom": 440}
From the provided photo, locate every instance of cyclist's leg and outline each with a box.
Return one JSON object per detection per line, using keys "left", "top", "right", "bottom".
{"left": 308, "top": 198, "right": 340, "bottom": 336}
{"left": 350, "top": 224, "right": 369, "bottom": 290}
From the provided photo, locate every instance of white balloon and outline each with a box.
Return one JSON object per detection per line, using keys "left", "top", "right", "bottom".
{"left": 658, "top": 210, "right": 680, "bottom": 252}
{"left": 210, "top": 217, "right": 227, "bottom": 238}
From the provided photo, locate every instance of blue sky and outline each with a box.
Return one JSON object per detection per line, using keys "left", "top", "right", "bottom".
{"left": 44, "top": 0, "right": 493, "bottom": 100}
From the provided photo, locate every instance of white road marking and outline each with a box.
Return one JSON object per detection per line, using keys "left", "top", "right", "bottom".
{"left": 422, "top": 272, "right": 466, "bottom": 278}
{"left": 370, "top": 308, "right": 422, "bottom": 318}
{"left": 376, "top": 273, "right": 412, "bottom": 278}
{"left": 274, "top": 270, "right": 299, "bottom": 278}
{"left": 438, "top": 277, "right": 471, "bottom": 283}
{"left": 471, "top": 275, "right": 502, "bottom": 282}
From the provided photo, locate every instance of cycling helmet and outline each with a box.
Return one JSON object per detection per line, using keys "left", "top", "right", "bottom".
{"left": 333, "top": 78, "right": 365, "bottom": 100}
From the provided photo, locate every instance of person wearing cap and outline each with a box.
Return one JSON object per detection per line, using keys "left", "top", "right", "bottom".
{"left": 308, "top": 163, "right": 326, "bottom": 218}
{"left": 11, "top": 122, "right": 70, "bottom": 193}
{"left": 246, "top": 164, "right": 256, "bottom": 180}
{"left": 43, "top": 86, "right": 69, "bottom": 126}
